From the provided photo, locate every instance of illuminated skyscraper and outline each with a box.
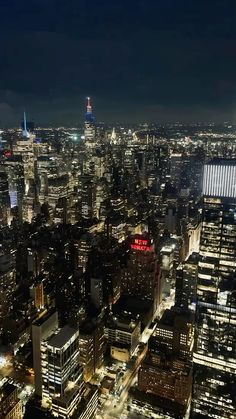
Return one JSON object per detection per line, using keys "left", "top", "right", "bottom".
{"left": 32, "top": 309, "right": 59, "bottom": 397}
{"left": 22, "top": 111, "right": 30, "bottom": 138}
{"left": 84, "top": 97, "right": 96, "bottom": 148}
{"left": 0, "top": 168, "right": 11, "bottom": 225}
{"left": 79, "top": 320, "right": 104, "bottom": 382}
{"left": 121, "top": 235, "right": 162, "bottom": 314}
{"left": 4, "top": 155, "right": 25, "bottom": 212}
{"left": 41, "top": 325, "right": 84, "bottom": 417}
{"left": 192, "top": 159, "right": 236, "bottom": 418}
{"left": 13, "top": 113, "right": 35, "bottom": 187}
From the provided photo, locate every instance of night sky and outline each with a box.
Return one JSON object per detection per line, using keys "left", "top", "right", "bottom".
{"left": 0, "top": 0, "right": 235, "bottom": 126}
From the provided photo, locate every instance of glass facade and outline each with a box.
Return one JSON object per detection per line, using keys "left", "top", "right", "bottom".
{"left": 192, "top": 160, "right": 236, "bottom": 418}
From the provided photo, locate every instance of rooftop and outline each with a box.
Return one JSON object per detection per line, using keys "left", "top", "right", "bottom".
{"left": 157, "top": 307, "right": 194, "bottom": 329}
{"left": 207, "top": 158, "right": 236, "bottom": 166}
{"left": 107, "top": 314, "right": 139, "bottom": 332}
{"left": 33, "top": 308, "right": 57, "bottom": 327}
{"left": 0, "top": 382, "right": 17, "bottom": 399}
{"left": 48, "top": 325, "right": 78, "bottom": 349}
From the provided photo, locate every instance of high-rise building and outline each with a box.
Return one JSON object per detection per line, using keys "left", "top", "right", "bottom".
{"left": 90, "top": 278, "right": 103, "bottom": 309}
{"left": 137, "top": 307, "right": 194, "bottom": 418}
{"left": 192, "top": 159, "right": 236, "bottom": 418}
{"left": 32, "top": 309, "right": 59, "bottom": 397}
{"left": 41, "top": 325, "right": 84, "bottom": 418}
{"left": 0, "top": 169, "right": 11, "bottom": 225}
{"left": 175, "top": 252, "right": 198, "bottom": 309}
{"left": 121, "top": 234, "right": 162, "bottom": 314}
{"left": 79, "top": 320, "right": 104, "bottom": 382}
{"left": 13, "top": 114, "right": 35, "bottom": 187}
{"left": 77, "top": 233, "right": 93, "bottom": 274}
{"left": 138, "top": 338, "right": 192, "bottom": 418}
{"left": 22, "top": 178, "right": 40, "bottom": 223}
{"left": 84, "top": 97, "right": 96, "bottom": 148}
{"left": 4, "top": 155, "right": 25, "bottom": 212}
{"left": 154, "top": 307, "right": 194, "bottom": 357}
{"left": 79, "top": 175, "right": 95, "bottom": 219}
{"left": 30, "top": 282, "right": 44, "bottom": 311}
{"left": 0, "top": 252, "right": 16, "bottom": 333}
{"left": 0, "top": 382, "right": 22, "bottom": 419}
{"left": 47, "top": 174, "right": 69, "bottom": 210}
{"left": 105, "top": 314, "right": 141, "bottom": 360}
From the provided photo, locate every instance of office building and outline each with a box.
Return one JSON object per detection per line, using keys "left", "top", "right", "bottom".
{"left": 4, "top": 155, "right": 25, "bottom": 212}
{"left": 121, "top": 234, "right": 162, "bottom": 314}
{"left": 192, "top": 159, "right": 236, "bottom": 418}
{"left": 138, "top": 338, "right": 192, "bottom": 412}
{"left": 77, "top": 233, "right": 93, "bottom": 274}
{"left": 0, "top": 169, "right": 11, "bottom": 225}
{"left": 154, "top": 307, "right": 194, "bottom": 357}
{"left": 90, "top": 278, "right": 103, "bottom": 309}
{"left": 138, "top": 307, "right": 194, "bottom": 418}
{"left": 175, "top": 253, "right": 198, "bottom": 309}
{"left": 0, "top": 251, "right": 16, "bottom": 333}
{"left": 0, "top": 382, "right": 22, "bottom": 419}
{"left": 13, "top": 115, "right": 35, "bottom": 186}
{"left": 76, "top": 385, "right": 98, "bottom": 419}
{"left": 105, "top": 314, "right": 141, "bottom": 360}
{"left": 79, "top": 320, "right": 104, "bottom": 382}
{"left": 32, "top": 309, "right": 59, "bottom": 397}
{"left": 30, "top": 282, "right": 44, "bottom": 311}
{"left": 79, "top": 175, "right": 96, "bottom": 220}
{"left": 41, "top": 325, "right": 84, "bottom": 417}
{"left": 47, "top": 174, "right": 69, "bottom": 210}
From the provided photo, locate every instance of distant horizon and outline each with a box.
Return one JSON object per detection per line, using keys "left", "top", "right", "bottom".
{"left": 1, "top": 115, "right": 235, "bottom": 130}
{"left": 1, "top": 1, "right": 235, "bottom": 129}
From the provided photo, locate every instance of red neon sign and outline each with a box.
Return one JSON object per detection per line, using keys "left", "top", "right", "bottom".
{"left": 4, "top": 150, "right": 12, "bottom": 157}
{"left": 131, "top": 244, "right": 152, "bottom": 252}
{"left": 134, "top": 239, "right": 148, "bottom": 246}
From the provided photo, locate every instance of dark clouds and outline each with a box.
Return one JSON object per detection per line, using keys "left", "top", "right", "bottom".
{"left": 0, "top": 0, "right": 235, "bottom": 126}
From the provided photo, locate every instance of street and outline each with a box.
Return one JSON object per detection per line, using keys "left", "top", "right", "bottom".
{"left": 96, "top": 290, "right": 175, "bottom": 419}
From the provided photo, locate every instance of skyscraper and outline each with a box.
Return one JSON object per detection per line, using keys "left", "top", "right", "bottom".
{"left": 192, "top": 159, "right": 236, "bottom": 418}
{"left": 0, "top": 168, "right": 11, "bottom": 225}
{"left": 137, "top": 307, "right": 194, "bottom": 418}
{"left": 41, "top": 325, "right": 84, "bottom": 417}
{"left": 13, "top": 114, "right": 35, "bottom": 188}
{"left": 32, "top": 309, "right": 59, "bottom": 397}
{"left": 4, "top": 155, "right": 25, "bottom": 214}
{"left": 121, "top": 234, "right": 162, "bottom": 314}
{"left": 84, "top": 97, "right": 96, "bottom": 148}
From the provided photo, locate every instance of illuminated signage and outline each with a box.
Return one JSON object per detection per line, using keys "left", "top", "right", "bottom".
{"left": 131, "top": 238, "right": 152, "bottom": 252}
{"left": 134, "top": 239, "right": 148, "bottom": 245}
{"left": 3, "top": 150, "right": 12, "bottom": 157}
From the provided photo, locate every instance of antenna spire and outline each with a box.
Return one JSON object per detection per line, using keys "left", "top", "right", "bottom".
{"left": 24, "top": 110, "right": 27, "bottom": 133}
{"left": 22, "top": 110, "right": 29, "bottom": 138}
{"left": 86, "top": 97, "right": 92, "bottom": 114}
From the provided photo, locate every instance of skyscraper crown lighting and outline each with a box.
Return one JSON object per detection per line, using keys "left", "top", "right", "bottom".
{"left": 202, "top": 159, "right": 236, "bottom": 198}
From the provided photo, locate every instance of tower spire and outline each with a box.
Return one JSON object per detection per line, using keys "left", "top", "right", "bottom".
{"left": 24, "top": 110, "right": 27, "bottom": 133}
{"left": 22, "top": 110, "right": 29, "bottom": 138}
{"left": 111, "top": 127, "right": 117, "bottom": 142}
{"left": 86, "top": 97, "right": 92, "bottom": 114}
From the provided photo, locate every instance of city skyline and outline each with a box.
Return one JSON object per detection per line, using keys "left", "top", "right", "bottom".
{"left": 0, "top": 0, "right": 235, "bottom": 126}
{"left": 0, "top": 106, "right": 236, "bottom": 418}
{"left": 0, "top": 2, "right": 236, "bottom": 418}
